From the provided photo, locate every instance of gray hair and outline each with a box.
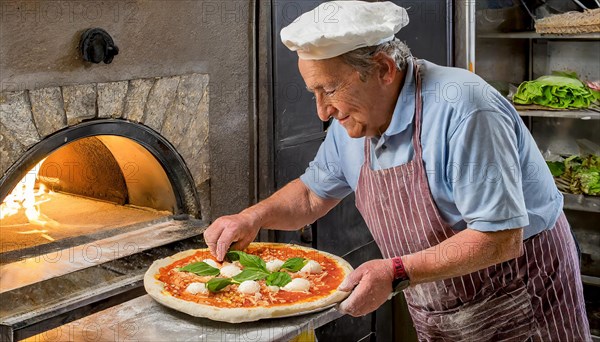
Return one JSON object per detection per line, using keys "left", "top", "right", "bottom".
{"left": 340, "top": 39, "right": 412, "bottom": 81}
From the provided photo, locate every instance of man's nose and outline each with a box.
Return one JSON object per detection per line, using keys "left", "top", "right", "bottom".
{"left": 315, "top": 93, "right": 336, "bottom": 122}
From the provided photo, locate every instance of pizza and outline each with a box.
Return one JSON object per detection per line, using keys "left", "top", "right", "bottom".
{"left": 144, "top": 242, "right": 353, "bottom": 323}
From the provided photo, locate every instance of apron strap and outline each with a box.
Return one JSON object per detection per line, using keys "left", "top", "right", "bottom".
{"left": 412, "top": 59, "right": 424, "bottom": 158}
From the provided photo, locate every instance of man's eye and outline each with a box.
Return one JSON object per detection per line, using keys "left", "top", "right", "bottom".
{"left": 324, "top": 90, "right": 336, "bottom": 96}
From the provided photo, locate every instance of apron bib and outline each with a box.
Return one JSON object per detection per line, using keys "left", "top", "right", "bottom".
{"left": 355, "top": 60, "right": 590, "bottom": 341}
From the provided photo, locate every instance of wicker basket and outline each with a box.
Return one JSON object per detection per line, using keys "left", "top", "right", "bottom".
{"left": 535, "top": 8, "right": 600, "bottom": 34}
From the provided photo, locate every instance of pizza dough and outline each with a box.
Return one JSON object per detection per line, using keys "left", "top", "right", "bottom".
{"left": 144, "top": 242, "right": 353, "bottom": 323}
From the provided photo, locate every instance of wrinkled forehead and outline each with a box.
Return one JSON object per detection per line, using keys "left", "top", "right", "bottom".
{"left": 298, "top": 57, "right": 354, "bottom": 87}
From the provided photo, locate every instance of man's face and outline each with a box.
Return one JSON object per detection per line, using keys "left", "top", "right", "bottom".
{"left": 298, "top": 57, "right": 393, "bottom": 138}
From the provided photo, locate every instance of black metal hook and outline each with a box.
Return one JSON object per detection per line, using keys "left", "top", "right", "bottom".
{"left": 80, "top": 28, "right": 119, "bottom": 64}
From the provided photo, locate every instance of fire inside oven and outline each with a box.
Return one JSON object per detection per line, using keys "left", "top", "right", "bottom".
{"left": 1, "top": 135, "right": 176, "bottom": 253}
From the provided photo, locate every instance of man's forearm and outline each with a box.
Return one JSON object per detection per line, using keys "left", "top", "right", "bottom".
{"left": 401, "top": 228, "right": 524, "bottom": 285}
{"left": 241, "top": 179, "right": 340, "bottom": 231}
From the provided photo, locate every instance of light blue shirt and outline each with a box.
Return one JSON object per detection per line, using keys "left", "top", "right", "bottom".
{"left": 300, "top": 58, "right": 563, "bottom": 239}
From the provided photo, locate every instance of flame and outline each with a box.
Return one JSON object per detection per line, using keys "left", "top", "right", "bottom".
{"left": 0, "top": 159, "right": 59, "bottom": 234}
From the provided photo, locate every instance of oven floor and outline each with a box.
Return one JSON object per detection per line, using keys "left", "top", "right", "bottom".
{"left": 1, "top": 192, "right": 170, "bottom": 253}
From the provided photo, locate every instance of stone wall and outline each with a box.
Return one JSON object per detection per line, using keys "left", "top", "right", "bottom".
{"left": 0, "top": 1, "right": 255, "bottom": 220}
{"left": 0, "top": 74, "right": 210, "bottom": 218}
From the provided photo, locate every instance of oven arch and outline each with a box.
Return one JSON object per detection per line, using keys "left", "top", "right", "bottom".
{"left": 0, "top": 119, "right": 200, "bottom": 218}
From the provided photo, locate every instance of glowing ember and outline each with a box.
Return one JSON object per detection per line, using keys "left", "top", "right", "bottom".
{"left": 0, "top": 159, "right": 59, "bottom": 233}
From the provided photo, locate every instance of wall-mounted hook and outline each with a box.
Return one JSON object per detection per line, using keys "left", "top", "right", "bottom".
{"left": 80, "top": 28, "right": 119, "bottom": 64}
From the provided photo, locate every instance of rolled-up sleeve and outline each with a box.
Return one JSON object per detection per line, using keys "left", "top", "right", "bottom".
{"left": 447, "top": 110, "right": 529, "bottom": 231}
{"left": 300, "top": 128, "right": 353, "bottom": 200}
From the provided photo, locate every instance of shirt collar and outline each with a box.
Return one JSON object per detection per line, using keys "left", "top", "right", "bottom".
{"left": 381, "top": 57, "right": 416, "bottom": 138}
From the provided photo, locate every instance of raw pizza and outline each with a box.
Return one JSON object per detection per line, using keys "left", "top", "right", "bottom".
{"left": 144, "top": 242, "right": 353, "bottom": 323}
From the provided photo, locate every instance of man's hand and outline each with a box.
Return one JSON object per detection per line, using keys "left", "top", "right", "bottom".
{"left": 203, "top": 212, "right": 261, "bottom": 262}
{"left": 337, "top": 259, "right": 395, "bottom": 317}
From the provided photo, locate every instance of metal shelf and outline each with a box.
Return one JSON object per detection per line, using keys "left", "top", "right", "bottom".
{"left": 518, "top": 110, "right": 600, "bottom": 120}
{"left": 582, "top": 275, "right": 600, "bottom": 287}
{"left": 478, "top": 31, "right": 600, "bottom": 40}
{"left": 563, "top": 192, "right": 600, "bottom": 213}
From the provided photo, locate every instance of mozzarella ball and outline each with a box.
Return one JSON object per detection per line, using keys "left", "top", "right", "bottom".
{"left": 267, "top": 285, "right": 280, "bottom": 293}
{"left": 282, "top": 278, "right": 311, "bottom": 292}
{"left": 300, "top": 260, "right": 322, "bottom": 274}
{"left": 185, "top": 282, "right": 208, "bottom": 295}
{"left": 203, "top": 259, "right": 219, "bottom": 268}
{"left": 220, "top": 264, "right": 242, "bottom": 278}
{"left": 237, "top": 280, "right": 261, "bottom": 294}
{"left": 266, "top": 259, "right": 285, "bottom": 272}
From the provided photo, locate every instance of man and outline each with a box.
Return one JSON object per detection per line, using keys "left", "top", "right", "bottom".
{"left": 204, "top": 1, "right": 590, "bottom": 340}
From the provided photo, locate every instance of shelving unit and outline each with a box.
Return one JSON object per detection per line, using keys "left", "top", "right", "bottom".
{"left": 459, "top": 3, "right": 600, "bottom": 338}
{"left": 563, "top": 192, "right": 600, "bottom": 213}
{"left": 583, "top": 275, "right": 600, "bottom": 287}
{"left": 518, "top": 109, "right": 600, "bottom": 120}
{"left": 478, "top": 31, "right": 600, "bottom": 40}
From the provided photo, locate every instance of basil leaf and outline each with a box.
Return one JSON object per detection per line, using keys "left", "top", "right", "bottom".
{"left": 232, "top": 268, "right": 270, "bottom": 282}
{"left": 281, "top": 257, "right": 307, "bottom": 272}
{"left": 178, "top": 262, "right": 220, "bottom": 276}
{"left": 266, "top": 272, "right": 292, "bottom": 287}
{"left": 226, "top": 251, "right": 267, "bottom": 272}
{"left": 206, "top": 278, "right": 234, "bottom": 292}
{"left": 225, "top": 251, "right": 241, "bottom": 261}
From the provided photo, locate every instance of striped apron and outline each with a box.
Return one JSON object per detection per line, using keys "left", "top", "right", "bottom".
{"left": 355, "top": 61, "right": 591, "bottom": 341}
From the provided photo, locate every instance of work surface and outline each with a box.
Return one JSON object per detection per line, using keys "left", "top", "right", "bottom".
{"left": 26, "top": 295, "right": 344, "bottom": 341}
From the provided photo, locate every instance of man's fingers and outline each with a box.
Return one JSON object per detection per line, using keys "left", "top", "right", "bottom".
{"left": 338, "top": 269, "right": 363, "bottom": 292}
{"left": 337, "top": 268, "right": 368, "bottom": 316}
{"left": 338, "top": 280, "right": 372, "bottom": 317}
{"left": 203, "top": 222, "right": 226, "bottom": 259}
{"left": 204, "top": 215, "right": 259, "bottom": 261}
{"left": 206, "top": 241, "right": 217, "bottom": 259}
{"left": 216, "top": 241, "right": 231, "bottom": 262}
{"left": 229, "top": 239, "right": 252, "bottom": 253}
{"left": 338, "top": 291, "right": 360, "bottom": 316}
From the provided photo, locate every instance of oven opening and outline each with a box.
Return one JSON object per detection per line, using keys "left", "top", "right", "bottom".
{"left": 0, "top": 120, "right": 202, "bottom": 291}
{"left": 1, "top": 135, "right": 176, "bottom": 253}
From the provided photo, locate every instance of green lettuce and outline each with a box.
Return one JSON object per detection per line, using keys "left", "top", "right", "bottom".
{"left": 514, "top": 72, "right": 600, "bottom": 109}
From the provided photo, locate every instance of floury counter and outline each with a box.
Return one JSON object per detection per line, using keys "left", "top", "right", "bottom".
{"left": 23, "top": 296, "right": 343, "bottom": 342}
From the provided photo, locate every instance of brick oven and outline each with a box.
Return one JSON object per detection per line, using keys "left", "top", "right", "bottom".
{"left": 0, "top": 1, "right": 255, "bottom": 340}
{"left": 0, "top": 74, "right": 212, "bottom": 340}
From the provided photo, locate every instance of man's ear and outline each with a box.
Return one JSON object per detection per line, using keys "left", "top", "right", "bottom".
{"left": 373, "top": 52, "right": 397, "bottom": 85}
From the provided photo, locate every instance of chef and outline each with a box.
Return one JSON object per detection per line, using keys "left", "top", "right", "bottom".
{"left": 204, "top": 1, "right": 591, "bottom": 340}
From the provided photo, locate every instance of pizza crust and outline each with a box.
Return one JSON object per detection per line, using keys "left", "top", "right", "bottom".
{"left": 144, "top": 242, "right": 354, "bottom": 323}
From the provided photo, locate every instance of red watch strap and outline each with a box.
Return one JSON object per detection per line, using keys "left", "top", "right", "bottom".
{"left": 392, "top": 256, "right": 408, "bottom": 280}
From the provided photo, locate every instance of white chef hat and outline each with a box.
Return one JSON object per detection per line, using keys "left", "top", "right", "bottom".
{"left": 280, "top": 1, "right": 409, "bottom": 60}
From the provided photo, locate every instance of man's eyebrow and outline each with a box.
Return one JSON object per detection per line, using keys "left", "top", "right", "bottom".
{"left": 306, "top": 83, "right": 326, "bottom": 93}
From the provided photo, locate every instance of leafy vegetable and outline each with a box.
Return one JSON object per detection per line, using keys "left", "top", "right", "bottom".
{"left": 232, "top": 268, "right": 270, "bottom": 282}
{"left": 266, "top": 272, "right": 292, "bottom": 287}
{"left": 178, "top": 262, "right": 220, "bottom": 276}
{"left": 546, "top": 161, "right": 565, "bottom": 177}
{"left": 206, "top": 268, "right": 269, "bottom": 292}
{"left": 205, "top": 252, "right": 314, "bottom": 293}
{"left": 513, "top": 72, "right": 600, "bottom": 109}
{"left": 206, "top": 278, "right": 234, "bottom": 292}
{"left": 226, "top": 251, "right": 267, "bottom": 272}
{"left": 547, "top": 154, "right": 600, "bottom": 196}
{"left": 280, "top": 257, "right": 308, "bottom": 272}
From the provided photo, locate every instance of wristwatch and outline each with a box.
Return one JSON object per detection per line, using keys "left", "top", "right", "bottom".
{"left": 390, "top": 257, "right": 410, "bottom": 296}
